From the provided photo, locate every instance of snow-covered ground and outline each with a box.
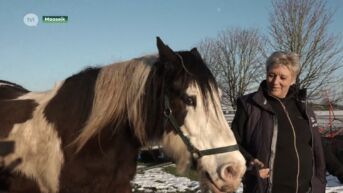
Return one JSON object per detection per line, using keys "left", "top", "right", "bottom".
{"left": 326, "top": 175, "right": 343, "bottom": 193}
{"left": 132, "top": 167, "right": 343, "bottom": 193}
{"left": 133, "top": 167, "right": 199, "bottom": 193}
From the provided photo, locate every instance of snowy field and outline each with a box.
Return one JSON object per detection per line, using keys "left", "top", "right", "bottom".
{"left": 132, "top": 166, "right": 343, "bottom": 193}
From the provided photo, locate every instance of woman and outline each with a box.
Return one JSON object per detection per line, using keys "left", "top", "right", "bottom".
{"left": 232, "top": 51, "right": 326, "bottom": 193}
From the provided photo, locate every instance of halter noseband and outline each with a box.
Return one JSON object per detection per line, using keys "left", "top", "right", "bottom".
{"left": 163, "top": 95, "right": 239, "bottom": 161}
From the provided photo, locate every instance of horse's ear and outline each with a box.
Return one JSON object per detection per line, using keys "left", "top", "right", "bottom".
{"left": 191, "top": 48, "right": 202, "bottom": 59}
{"left": 156, "top": 37, "right": 178, "bottom": 63}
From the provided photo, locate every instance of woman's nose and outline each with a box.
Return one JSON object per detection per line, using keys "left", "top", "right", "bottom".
{"left": 272, "top": 76, "right": 280, "bottom": 84}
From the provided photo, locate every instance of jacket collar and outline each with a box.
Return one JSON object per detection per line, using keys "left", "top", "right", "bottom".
{"left": 251, "top": 80, "right": 307, "bottom": 112}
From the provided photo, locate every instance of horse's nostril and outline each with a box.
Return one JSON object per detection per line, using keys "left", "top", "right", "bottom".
{"left": 220, "top": 164, "right": 238, "bottom": 181}
{"left": 202, "top": 163, "right": 244, "bottom": 193}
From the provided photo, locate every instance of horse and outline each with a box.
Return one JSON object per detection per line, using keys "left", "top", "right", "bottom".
{"left": 0, "top": 37, "right": 246, "bottom": 193}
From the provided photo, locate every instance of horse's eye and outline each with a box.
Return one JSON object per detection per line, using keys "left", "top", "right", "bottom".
{"left": 183, "top": 96, "right": 196, "bottom": 106}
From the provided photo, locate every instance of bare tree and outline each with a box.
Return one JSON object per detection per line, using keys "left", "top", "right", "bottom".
{"left": 269, "top": 0, "right": 343, "bottom": 99}
{"left": 197, "top": 37, "right": 223, "bottom": 79}
{"left": 198, "top": 28, "right": 266, "bottom": 108}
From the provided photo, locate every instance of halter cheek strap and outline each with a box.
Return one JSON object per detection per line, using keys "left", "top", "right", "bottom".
{"left": 163, "top": 95, "right": 239, "bottom": 160}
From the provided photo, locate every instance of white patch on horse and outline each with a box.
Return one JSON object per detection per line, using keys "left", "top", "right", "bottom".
{"left": 4, "top": 83, "right": 65, "bottom": 193}
{"left": 182, "top": 83, "right": 243, "bottom": 153}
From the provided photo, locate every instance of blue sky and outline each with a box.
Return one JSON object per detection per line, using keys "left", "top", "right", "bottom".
{"left": 0, "top": 0, "right": 342, "bottom": 91}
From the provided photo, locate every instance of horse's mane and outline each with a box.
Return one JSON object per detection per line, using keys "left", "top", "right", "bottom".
{"left": 73, "top": 55, "right": 157, "bottom": 152}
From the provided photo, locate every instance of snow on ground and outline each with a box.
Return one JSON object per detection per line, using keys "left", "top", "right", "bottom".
{"left": 326, "top": 175, "right": 343, "bottom": 193}
{"left": 132, "top": 167, "right": 343, "bottom": 193}
{"left": 133, "top": 168, "right": 200, "bottom": 193}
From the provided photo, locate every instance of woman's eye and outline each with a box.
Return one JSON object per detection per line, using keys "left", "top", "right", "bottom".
{"left": 184, "top": 96, "right": 195, "bottom": 106}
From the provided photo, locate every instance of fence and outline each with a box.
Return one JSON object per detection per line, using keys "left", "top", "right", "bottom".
{"left": 224, "top": 110, "right": 343, "bottom": 127}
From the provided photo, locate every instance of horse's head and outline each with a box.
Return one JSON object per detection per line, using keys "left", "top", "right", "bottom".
{"left": 149, "top": 37, "right": 246, "bottom": 193}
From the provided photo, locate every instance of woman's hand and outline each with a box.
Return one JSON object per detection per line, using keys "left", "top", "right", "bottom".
{"left": 250, "top": 159, "right": 270, "bottom": 179}
{"left": 258, "top": 168, "right": 270, "bottom": 179}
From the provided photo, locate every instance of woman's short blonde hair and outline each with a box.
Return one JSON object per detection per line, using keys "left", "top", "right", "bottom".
{"left": 266, "top": 51, "right": 300, "bottom": 78}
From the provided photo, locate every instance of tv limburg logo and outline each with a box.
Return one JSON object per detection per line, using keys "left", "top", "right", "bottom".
{"left": 23, "top": 13, "right": 39, "bottom": 27}
{"left": 42, "top": 16, "right": 68, "bottom": 23}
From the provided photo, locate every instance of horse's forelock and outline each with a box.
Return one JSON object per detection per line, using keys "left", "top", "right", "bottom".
{"left": 191, "top": 79, "right": 221, "bottom": 116}
{"left": 176, "top": 51, "right": 221, "bottom": 115}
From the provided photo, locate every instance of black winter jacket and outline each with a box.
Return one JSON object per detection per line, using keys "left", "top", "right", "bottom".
{"left": 231, "top": 81, "right": 326, "bottom": 193}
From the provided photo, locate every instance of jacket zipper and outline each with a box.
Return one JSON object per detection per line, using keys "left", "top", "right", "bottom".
{"left": 276, "top": 98, "right": 300, "bottom": 193}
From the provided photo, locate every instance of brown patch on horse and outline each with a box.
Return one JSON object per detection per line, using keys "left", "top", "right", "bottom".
{"left": 5, "top": 173, "right": 41, "bottom": 193}
{"left": 0, "top": 99, "right": 38, "bottom": 138}
{"left": 59, "top": 124, "right": 140, "bottom": 193}
{"left": 0, "top": 80, "right": 29, "bottom": 100}
{"left": 44, "top": 67, "right": 100, "bottom": 150}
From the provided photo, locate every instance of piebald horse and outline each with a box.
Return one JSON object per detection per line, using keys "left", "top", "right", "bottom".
{"left": 0, "top": 38, "right": 245, "bottom": 193}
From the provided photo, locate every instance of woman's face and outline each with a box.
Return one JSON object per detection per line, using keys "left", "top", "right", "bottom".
{"left": 266, "top": 65, "right": 294, "bottom": 98}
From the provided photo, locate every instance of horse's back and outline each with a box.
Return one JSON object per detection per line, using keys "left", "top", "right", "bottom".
{"left": 0, "top": 80, "right": 29, "bottom": 100}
